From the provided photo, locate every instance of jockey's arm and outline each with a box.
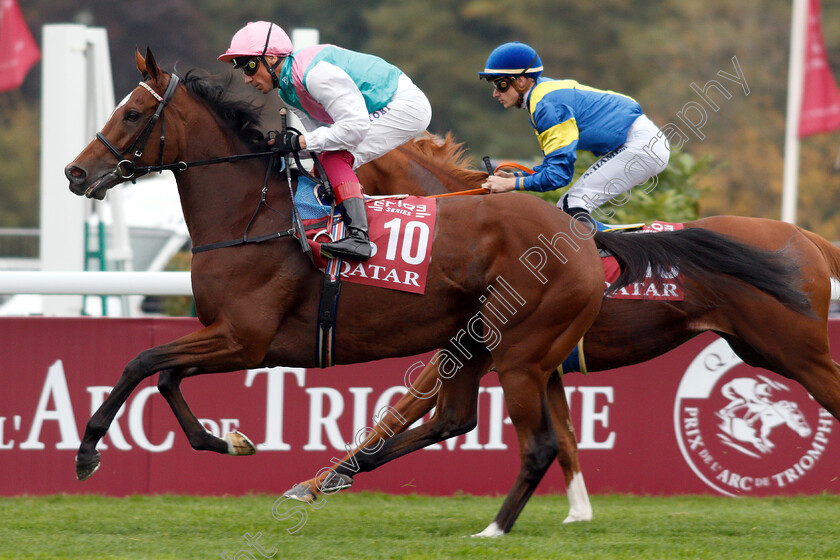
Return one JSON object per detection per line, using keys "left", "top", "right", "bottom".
{"left": 300, "top": 61, "right": 371, "bottom": 153}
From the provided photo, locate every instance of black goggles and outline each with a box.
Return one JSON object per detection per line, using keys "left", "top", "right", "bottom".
{"left": 232, "top": 57, "right": 261, "bottom": 77}
{"left": 491, "top": 76, "right": 513, "bottom": 93}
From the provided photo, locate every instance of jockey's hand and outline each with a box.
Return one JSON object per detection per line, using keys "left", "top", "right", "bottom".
{"left": 481, "top": 170, "right": 516, "bottom": 193}
{"left": 270, "top": 131, "right": 304, "bottom": 154}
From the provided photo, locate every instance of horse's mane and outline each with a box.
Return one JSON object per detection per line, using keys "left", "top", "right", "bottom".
{"left": 180, "top": 70, "right": 266, "bottom": 151}
{"left": 396, "top": 133, "right": 487, "bottom": 187}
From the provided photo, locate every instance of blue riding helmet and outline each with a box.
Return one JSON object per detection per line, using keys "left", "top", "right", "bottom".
{"left": 478, "top": 41, "right": 543, "bottom": 80}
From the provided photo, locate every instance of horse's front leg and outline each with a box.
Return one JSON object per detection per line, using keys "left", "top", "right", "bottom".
{"left": 75, "top": 322, "right": 264, "bottom": 481}
{"left": 473, "top": 367, "right": 558, "bottom": 537}
{"left": 157, "top": 367, "right": 256, "bottom": 456}
{"left": 75, "top": 347, "right": 159, "bottom": 481}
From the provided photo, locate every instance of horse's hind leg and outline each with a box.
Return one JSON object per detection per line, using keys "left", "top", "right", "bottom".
{"left": 286, "top": 358, "right": 444, "bottom": 502}
{"left": 157, "top": 367, "right": 256, "bottom": 456}
{"left": 721, "top": 317, "right": 840, "bottom": 422}
{"left": 775, "top": 354, "right": 840, "bottom": 422}
{"left": 330, "top": 345, "right": 491, "bottom": 480}
{"left": 546, "top": 371, "right": 592, "bottom": 523}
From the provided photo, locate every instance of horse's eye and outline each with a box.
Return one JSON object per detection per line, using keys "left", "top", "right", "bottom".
{"left": 125, "top": 110, "right": 141, "bottom": 122}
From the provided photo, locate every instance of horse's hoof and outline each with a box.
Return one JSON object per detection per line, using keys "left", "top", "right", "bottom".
{"left": 563, "top": 512, "right": 593, "bottom": 523}
{"left": 284, "top": 483, "right": 318, "bottom": 503}
{"left": 224, "top": 431, "right": 256, "bottom": 456}
{"left": 471, "top": 522, "right": 506, "bottom": 538}
{"left": 75, "top": 451, "right": 101, "bottom": 481}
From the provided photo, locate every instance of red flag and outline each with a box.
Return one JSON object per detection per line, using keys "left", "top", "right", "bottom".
{"left": 799, "top": 0, "right": 840, "bottom": 137}
{"left": 0, "top": 0, "right": 40, "bottom": 93}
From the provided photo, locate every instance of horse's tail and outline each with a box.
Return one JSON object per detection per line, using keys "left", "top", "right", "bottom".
{"left": 593, "top": 228, "right": 812, "bottom": 313}
{"left": 796, "top": 227, "right": 840, "bottom": 301}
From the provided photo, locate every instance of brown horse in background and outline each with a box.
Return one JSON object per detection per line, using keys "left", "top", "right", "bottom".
{"left": 63, "top": 55, "right": 813, "bottom": 536}
{"left": 288, "top": 133, "right": 840, "bottom": 525}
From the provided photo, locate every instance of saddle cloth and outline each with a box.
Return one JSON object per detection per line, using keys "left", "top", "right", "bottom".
{"left": 562, "top": 220, "right": 687, "bottom": 373}
{"left": 295, "top": 176, "right": 437, "bottom": 294}
{"left": 602, "top": 221, "right": 685, "bottom": 301}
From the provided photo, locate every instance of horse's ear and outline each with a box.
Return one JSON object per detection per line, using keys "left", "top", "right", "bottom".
{"left": 143, "top": 47, "right": 161, "bottom": 83}
{"left": 135, "top": 49, "right": 146, "bottom": 75}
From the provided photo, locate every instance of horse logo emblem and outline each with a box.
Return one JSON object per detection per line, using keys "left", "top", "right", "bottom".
{"left": 715, "top": 375, "right": 812, "bottom": 458}
{"left": 673, "top": 338, "right": 834, "bottom": 497}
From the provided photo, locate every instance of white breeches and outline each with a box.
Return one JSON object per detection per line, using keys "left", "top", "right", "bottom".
{"left": 351, "top": 74, "right": 432, "bottom": 167}
{"left": 560, "top": 114, "right": 670, "bottom": 217}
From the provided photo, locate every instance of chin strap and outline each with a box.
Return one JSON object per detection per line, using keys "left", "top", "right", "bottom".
{"left": 263, "top": 56, "right": 283, "bottom": 89}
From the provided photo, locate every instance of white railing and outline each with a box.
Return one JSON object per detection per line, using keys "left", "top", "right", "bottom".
{"left": 0, "top": 271, "right": 192, "bottom": 295}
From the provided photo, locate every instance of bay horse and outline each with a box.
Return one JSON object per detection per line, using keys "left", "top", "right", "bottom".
{"left": 64, "top": 51, "right": 810, "bottom": 536}
{"left": 289, "top": 133, "right": 840, "bottom": 525}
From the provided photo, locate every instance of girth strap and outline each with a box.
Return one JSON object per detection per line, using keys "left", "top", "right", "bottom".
{"left": 317, "top": 257, "right": 343, "bottom": 368}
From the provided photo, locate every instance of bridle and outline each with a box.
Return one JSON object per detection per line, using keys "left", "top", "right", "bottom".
{"left": 94, "top": 72, "right": 289, "bottom": 180}
{"left": 96, "top": 74, "right": 181, "bottom": 181}
{"left": 92, "top": 70, "right": 330, "bottom": 256}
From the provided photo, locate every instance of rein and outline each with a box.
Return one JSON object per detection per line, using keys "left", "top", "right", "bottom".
{"left": 429, "top": 188, "right": 487, "bottom": 198}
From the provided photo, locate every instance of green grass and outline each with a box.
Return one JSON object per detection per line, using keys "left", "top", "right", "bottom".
{"left": 1, "top": 493, "right": 839, "bottom": 559}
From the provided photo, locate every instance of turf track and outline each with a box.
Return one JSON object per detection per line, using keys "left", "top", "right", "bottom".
{"left": 1, "top": 493, "right": 838, "bottom": 559}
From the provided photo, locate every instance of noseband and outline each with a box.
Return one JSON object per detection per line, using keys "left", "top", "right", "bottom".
{"left": 96, "top": 74, "right": 181, "bottom": 181}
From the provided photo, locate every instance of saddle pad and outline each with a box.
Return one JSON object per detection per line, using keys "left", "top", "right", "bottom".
{"left": 305, "top": 196, "right": 437, "bottom": 294}
{"left": 603, "top": 220, "right": 685, "bottom": 300}
{"left": 294, "top": 174, "right": 332, "bottom": 220}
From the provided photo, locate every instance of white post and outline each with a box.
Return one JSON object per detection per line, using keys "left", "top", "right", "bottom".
{"left": 781, "top": 0, "right": 808, "bottom": 224}
{"left": 39, "top": 25, "right": 90, "bottom": 315}
{"left": 86, "top": 27, "right": 131, "bottom": 272}
{"left": 39, "top": 24, "right": 137, "bottom": 316}
{"left": 85, "top": 27, "right": 135, "bottom": 315}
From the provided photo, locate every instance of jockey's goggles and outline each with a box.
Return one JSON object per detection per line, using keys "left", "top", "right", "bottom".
{"left": 485, "top": 54, "right": 540, "bottom": 93}
{"left": 491, "top": 76, "right": 513, "bottom": 93}
{"left": 232, "top": 57, "right": 261, "bottom": 76}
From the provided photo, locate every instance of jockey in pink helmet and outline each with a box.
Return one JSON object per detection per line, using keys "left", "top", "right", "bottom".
{"left": 220, "top": 21, "right": 432, "bottom": 261}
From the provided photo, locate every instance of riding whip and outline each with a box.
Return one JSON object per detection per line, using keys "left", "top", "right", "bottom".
{"left": 483, "top": 156, "right": 494, "bottom": 176}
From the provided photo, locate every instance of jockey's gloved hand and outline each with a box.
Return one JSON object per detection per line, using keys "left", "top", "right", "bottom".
{"left": 316, "top": 181, "right": 334, "bottom": 203}
{"left": 271, "top": 131, "right": 301, "bottom": 154}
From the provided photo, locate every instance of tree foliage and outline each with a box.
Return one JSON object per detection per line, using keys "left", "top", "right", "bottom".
{"left": 3, "top": 0, "right": 840, "bottom": 238}
{"left": 0, "top": 93, "right": 40, "bottom": 227}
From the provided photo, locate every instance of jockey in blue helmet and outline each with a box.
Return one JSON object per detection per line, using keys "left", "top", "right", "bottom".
{"left": 479, "top": 41, "right": 670, "bottom": 225}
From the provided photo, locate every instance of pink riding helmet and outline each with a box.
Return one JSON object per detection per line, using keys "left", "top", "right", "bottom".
{"left": 218, "top": 21, "right": 293, "bottom": 63}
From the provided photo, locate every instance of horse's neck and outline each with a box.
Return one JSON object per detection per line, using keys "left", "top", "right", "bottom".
{"left": 172, "top": 112, "right": 292, "bottom": 250}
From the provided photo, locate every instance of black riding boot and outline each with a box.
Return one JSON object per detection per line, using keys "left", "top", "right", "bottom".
{"left": 320, "top": 197, "right": 372, "bottom": 261}
{"left": 562, "top": 197, "right": 597, "bottom": 228}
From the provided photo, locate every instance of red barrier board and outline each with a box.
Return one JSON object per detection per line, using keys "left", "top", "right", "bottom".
{"left": 1, "top": 317, "right": 838, "bottom": 498}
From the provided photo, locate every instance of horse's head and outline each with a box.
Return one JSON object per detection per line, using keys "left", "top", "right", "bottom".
{"left": 65, "top": 48, "right": 179, "bottom": 200}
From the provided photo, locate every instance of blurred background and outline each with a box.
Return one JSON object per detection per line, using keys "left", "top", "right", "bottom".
{"left": 3, "top": 0, "right": 840, "bottom": 235}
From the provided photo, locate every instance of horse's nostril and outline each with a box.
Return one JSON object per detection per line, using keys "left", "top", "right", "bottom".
{"left": 65, "top": 165, "right": 86, "bottom": 182}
